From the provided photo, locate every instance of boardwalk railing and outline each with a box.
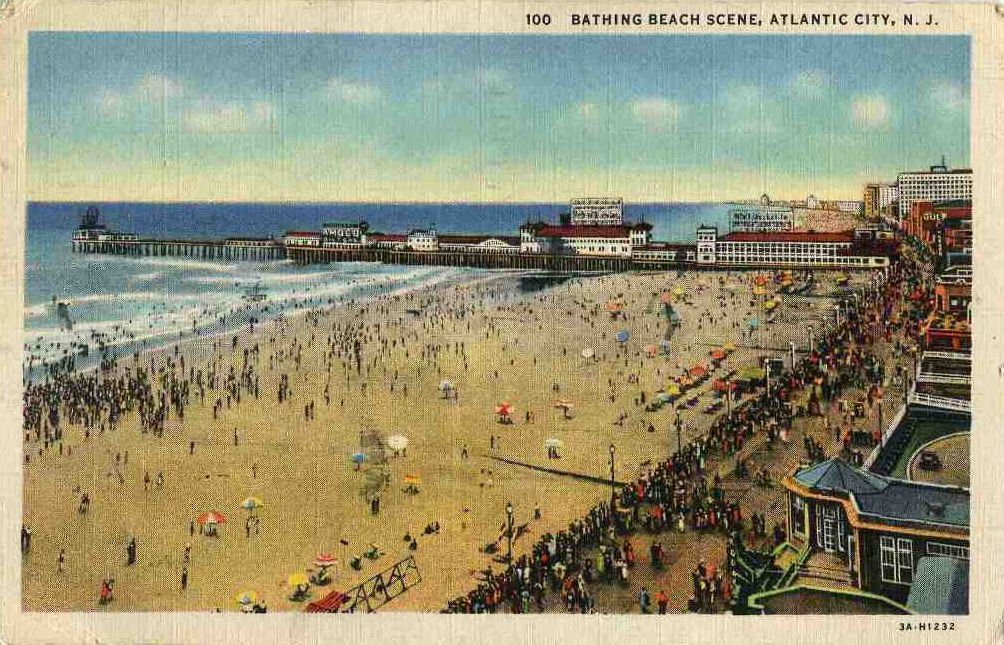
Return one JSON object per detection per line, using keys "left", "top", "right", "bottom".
{"left": 907, "top": 391, "right": 971, "bottom": 413}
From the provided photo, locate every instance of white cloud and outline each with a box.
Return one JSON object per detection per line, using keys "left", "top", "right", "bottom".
{"left": 136, "top": 74, "right": 184, "bottom": 102}
{"left": 95, "top": 91, "right": 125, "bottom": 118}
{"left": 630, "top": 98, "right": 681, "bottom": 131}
{"left": 928, "top": 80, "right": 967, "bottom": 112}
{"left": 851, "top": 96, "right": 891, "bottom": 129}
{"left": 326, "top": 77, "right": 382, "bottom": 104}
{"left": 182, "top": 100, "right": 275, "bottom": 134}
{"left": 791, "top": 70, "right": 828, "bottom": 100}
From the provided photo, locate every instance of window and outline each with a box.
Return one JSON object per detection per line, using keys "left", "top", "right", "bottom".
{"left": 792, "top": 496, "right": 806, "bottom": 536}
{"left": 880, "top": 536, "right": 914, "bottom": 584}
{"left": 927, "top": 542, "right": 969, "bottom": 560}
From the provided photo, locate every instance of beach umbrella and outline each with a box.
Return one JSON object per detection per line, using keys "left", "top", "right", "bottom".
{"left": 754, "top": 275, "right": 767, "bottom": 287}
{"left": 723, "top": 341, "right": 736, "bottom": 352}
{"left": 402, "top": 474, "right": 422, "bottom": 485}
{"left": 689, "top": 364, "right": 708, "bottom": 378}
{"left": 655, "top": 392, "right": 673, "bottom": 403}
{"left": 659, "top": 339, "right": 672, "bottom": 349}
{"left": 314, "top": 553, "right": 337, "bottom": 568}
{"left": 644, "top": 344, "right": 658, "bottom": 357}
{"left": 554, "top": 399, "right": 574, "bottom": 410}
{"left": 439, "top": 379, "right": 453, "bottom": 391}
{"left": 351, "top": 452, "right": 366, "bottom": 464}
{"left": 660, "top": 292, "right": 673, "bottom": 304}
{"left": 581, "top": 348, "right": 595, "bottom": 359}
{"left": 615, "top": 330, "right": 630, "bottom": 343}
{"left": 672, "top": 285, "right": 685, "bottom": 297}
{"left": 288, "top": 572, "right": 310, "bottom": 587}
{"left": 748, "top": 317, "right": 759, "bottom": 329}
{"left": 236, "top": 590, "right": 258, "bottom": 605}
{"left": 197, "top": 511, "right": 226, "bottom": 526}
{"left": 665, "top": 383, "right": 681, "bottom": 396}
{"left": 544, "top": 438, "right": 562, "bottom": 449}
{"left": 752, "top": 285, "right": 767, "bottom": 297}
{"left": 709, "top": 349, "right": 726, "bottom": 360}
{"left": 763, "top": 300, "right": 777, "bottom": 311}
{"left": 605, "top": 301, "right": 623, "bottom": 312}
{"left": 241, "top": 497, "right": 265, "bottom": 511}
{"left": 387, "top": 435, "right": 408, "bottom": 451}
{"left": 495, "top": 403, "right": 512, "bottom": 416}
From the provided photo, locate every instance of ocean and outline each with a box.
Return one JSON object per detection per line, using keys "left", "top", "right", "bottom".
{"left": 24, "top": 201, "right": 730, "bottom": 377}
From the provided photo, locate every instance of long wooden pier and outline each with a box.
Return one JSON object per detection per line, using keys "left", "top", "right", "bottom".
{"left": 72, "top": 238, "right": 689, "bottom": 271}
{"left": 71, "top": 238, "right": 286, "bottom": 261}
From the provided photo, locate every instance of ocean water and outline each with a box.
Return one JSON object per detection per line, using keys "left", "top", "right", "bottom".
{"left": 24, "top": 201, "right": 730, "bottom": 376}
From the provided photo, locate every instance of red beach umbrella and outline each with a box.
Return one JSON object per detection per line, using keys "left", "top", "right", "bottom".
{"left": 197, "top": 511, "right": 226, "bottom": 525}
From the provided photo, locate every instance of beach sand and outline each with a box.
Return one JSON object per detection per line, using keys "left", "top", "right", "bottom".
{"left": 21, "top": 266, "right": 876, "bottom": 612}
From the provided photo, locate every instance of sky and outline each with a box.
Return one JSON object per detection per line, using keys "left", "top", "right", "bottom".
{"left": 28, "top": 33, "right": 970, "bottom": 203}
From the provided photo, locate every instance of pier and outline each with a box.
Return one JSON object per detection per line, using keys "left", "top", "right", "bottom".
{"left": 71, "top": 237, "right": 286, "bottom": 261}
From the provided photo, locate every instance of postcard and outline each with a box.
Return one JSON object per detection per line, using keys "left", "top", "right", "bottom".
{"left": 0, "top": 1, "right": 1001, "bottom": 644}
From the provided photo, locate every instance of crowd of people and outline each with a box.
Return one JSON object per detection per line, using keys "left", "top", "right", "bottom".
{"left": 446, "top": 246, "right": 933, "bottom": 614}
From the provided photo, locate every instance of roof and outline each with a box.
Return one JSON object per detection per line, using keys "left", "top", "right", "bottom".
{"left": 723, "top": 231, "right": 854, "bottom": 243}
{"left": 792, "top": 458, "right": 969, "bottom": 530}
{"left": 906, "top": 557, "right": 969, "bottom": 615}
{"left": 438, "top": 234, "right": 520, "bottom": 245}
{"left": 535, "top": 225, "right": 634, "bottom": 239}
{"left": 370, "top": 234, "right": 407, "bottom": 242}
{"left": 284, "top": 231, "right": 321, "bottom": 238}
{"left": 794, "top": 459, "right": 889, "bottom": 496}
{"left": 638, "top": 243, "right": 695, "bottom": 251}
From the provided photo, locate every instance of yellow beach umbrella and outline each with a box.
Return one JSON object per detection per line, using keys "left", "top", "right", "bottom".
{"left": 723, "top": 340, "right": 736, "bottom": 352}
{"left": 672, "top": 285, "right": 685, "bottom": 297}
{"left": 288, "top": 572, "right": 309, "bottom": 587}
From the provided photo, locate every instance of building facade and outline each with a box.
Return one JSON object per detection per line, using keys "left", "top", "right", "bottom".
{"left": 695, "top": 226, "right": 894, "bottom": 268}
{"left": 406, "top": 229, "right": 439, "bottom": 252}
{"left": 438, "top": 235, "right": 521, "bottom": 254}
{"left": 896, "top": 160, "right": 972, "bottom": 222}
{"left": 783, "top": 459, "right": 968, "bottom": 608}
{"left": 519, "top": 221, "right": 652, "bottom": 257}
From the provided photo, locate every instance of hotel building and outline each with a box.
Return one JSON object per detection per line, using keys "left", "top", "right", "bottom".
{"left": 896, "top": 160, "right": 972, "bottom": 222}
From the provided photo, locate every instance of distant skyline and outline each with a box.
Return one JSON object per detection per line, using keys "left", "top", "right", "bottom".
{"left": 28, "top": 33, "right": 970, "bottom": 203}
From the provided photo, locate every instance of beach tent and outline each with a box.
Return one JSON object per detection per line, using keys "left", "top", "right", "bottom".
{"left": 305, "top": 590, "right": 349, "bottom": 613}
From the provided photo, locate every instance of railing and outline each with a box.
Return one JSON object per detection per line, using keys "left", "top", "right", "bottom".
{"left": 863, "top": 404, "right": 907, "bottom": 470}
{"left": 916, "top": 373, "right": 971, "bottom": 385}
{"left": 907, "top": 391, "right": 971, "bottom": 413}
{"left": 921, "top": 351, "right": 972, "bottom": 361}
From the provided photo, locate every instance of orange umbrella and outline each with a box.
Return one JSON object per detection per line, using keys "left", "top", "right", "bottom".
{"left": 754, "top": 275, "right": 768, "bottom": 287}
{"left": 495, "top": 403, "right": 512, "bottom": 415}
{"left": 709, "top": 349, "right": 726, "bottom": 360}
{"left": 605, "top": 301, "right": 623, "bottom": 312}
{"left": 403, "top": 475, "right": 422, "bottom": 485}
{"left": 689, "top": 364, "right": 708, "bottom": 378}
{"left": 197, "top": 511, "right": 226, "bottom": 525}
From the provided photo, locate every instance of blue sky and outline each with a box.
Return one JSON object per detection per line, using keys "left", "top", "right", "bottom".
{"left": 28, "top": 33, "right": 970, "bottom": 202}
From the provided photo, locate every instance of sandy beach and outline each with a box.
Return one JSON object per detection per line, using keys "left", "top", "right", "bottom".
{"left": 21, "top": 266, "right": 876, "bottom": 612}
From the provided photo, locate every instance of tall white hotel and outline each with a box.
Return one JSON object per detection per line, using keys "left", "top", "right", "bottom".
{"left": 896, "top": 158, "right": 972, "bottom": 221}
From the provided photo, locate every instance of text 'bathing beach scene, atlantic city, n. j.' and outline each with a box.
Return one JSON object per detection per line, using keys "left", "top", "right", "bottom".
{"left": 22, "top": 33, "right": 971, "bottom": 616}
